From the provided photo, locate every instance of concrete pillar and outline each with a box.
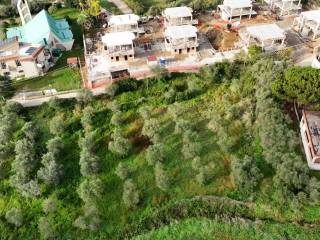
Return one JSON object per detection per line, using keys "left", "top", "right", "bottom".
{"left": 240, "top": 8, "right": 243, "bottom": 22}
{"left": 313, "top": 23, "right": 320, "bottom": 40}
{"left": 249, "top": 5, "right": 253, "bottom": 19}
{"left": 281, "top": 38, "right": 285, "bottom": 46}
{"left": 280, "top": 1, "right": 284, "bottom": 16}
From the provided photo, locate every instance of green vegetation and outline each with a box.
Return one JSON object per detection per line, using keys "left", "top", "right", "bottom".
{"left": 13, "top": 68, "right": 81, "bottom": 92}
{"left": 0, "top": 51, "right": 320, "bottom": 239}
{"left": 124, "top": 0, "right": 221, "bottom": 15}
{"left": 133, "top": 218, "right": 320, "bottom": 240}
{"left": 101, "top": 0, "right": 121, "bottom": 14}
{"left": 272, "top": 66, "right": 320, "bottom": 104}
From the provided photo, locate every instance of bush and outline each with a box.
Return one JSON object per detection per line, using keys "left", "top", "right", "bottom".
{"left": 146, "top": 143, "right": 165, "bottom": 166}
{"left": 108, "top": 129, "right": 131, "bottom": 157}
{"left": 5, "top": 208, "right": 23, "bottom": 227}
{"left": 122, "top": 179, "right": 139, "bottom": 208}
{"left": 38, "top": 217, "right": 56, "bottom": 239}
{"left": 42, "top": 197, "right": 58, "bottom": 214}
{"left": 115, "top": 162, "right": 130, "bottom": 180}
{"left": 49, "top": 115, "right": 65, "bottom": 136}
{"left": 154, "top": 162, "right": 170, "bottom": 191}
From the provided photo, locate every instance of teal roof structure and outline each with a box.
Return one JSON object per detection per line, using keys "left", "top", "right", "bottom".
{"left": 7, "top": 9, "right": 73, "bottom": 45}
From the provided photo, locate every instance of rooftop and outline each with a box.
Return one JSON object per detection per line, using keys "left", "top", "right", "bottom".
{"left": 0, "top": 41, "right": 43, "bottom": 61}
{"left": 300, "top": 10, "right": 320, "bottom": 24}
{"left": 165, "top": 25, "right": 198, "bottom": 39}
{"left": 108, "top": 14, "right": 140, "bottom": 26}
{"left": 163, "top": 7, "right": 193, "bottom": 18}
{"left": 6, "top": 9, "right": 73, "bottom": 45}
{"left": 102, "top": 31, "right": 136, "bottom": 46}
{"left": 222, "top": 0, "right": 253, "bottom": 8}
{"left": 246, "top": 23, "right": 286, "bottom": 41}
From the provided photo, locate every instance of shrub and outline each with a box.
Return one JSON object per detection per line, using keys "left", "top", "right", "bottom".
{"left": 38, "top": 217, "right": 56, "bottom": 239}
{"left": 146, "top": 143, "right": 165, "bottom": 166}
{"left": 154, "top": 162, "right": 170, "bottom": 191}
{"left": 49, "top": 115, "right": 65, "bottom": 136}
{"left": 115, "top": 162, "right": 130, "bottom": 180}
{"left": 42, "top": 197, "right": 58, "bottom": 214}
{"left": 122, "top": 179, "right": 139, "bottom": 208}
{"left": 108, "top": 129, "right": 131, "bottom": 157}
{"left": 5, "top": 208, "right": 23, "bottom": 227}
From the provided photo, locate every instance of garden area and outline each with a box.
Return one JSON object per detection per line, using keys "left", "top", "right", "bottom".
{"left": 12, "top": 67, "right": 81, "bottom": 92}
{"left": 0, "top": 50, "right": 320, "bottom": 239}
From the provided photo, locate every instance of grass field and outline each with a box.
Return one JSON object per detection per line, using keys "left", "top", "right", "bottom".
{"left": 133, "top": 217, "right": 320, "bottom": 240}
{"left": 13, "top": 68, "right": 81, "bottom": 92}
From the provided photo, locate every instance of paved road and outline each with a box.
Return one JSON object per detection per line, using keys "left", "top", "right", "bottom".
{"left": 10, "top": 87, "right": 108, "bottom": 108}
{"left": 108, "top": 0, "right": 132, "bottom": 14}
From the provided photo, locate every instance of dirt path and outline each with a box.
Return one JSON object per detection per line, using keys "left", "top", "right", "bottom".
{"left": 108, "top": 0, "right": 132, "bottom": 14}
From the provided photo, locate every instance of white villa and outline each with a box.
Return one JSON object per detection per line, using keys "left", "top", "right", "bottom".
{"left": 300, "top": 110, "right": 320, "bottom": 170}
{"left": 217, "top": 0, "right": 256, "bottom": 22}
{"left": 102, "top": 31, "right": 136, "bottom": 62}
{"left": 263, "top": 0, "right": 302, "bottom": 16}
{"left": 240, "top": 23, "right": 286, "bottom": 51}
{"left": 163, "top": 7, "right": 194, "bottom": 27}
{"left": 293, "top": 10, "right": 320, "bottom": 40}
{"left": 108, "top": 14, "right": 144, "bottom": 35}
{"left": 164, "top": 25, "right": 198, "bottom": 54}
{"left": 0, "top": 37, "right": 51, "bottom": 79}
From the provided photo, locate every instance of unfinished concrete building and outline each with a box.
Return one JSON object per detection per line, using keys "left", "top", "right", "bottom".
{"left": 163, "top": 7, "right": 194, "bottom": 27}
{"left": 293, "top": 10, "right": 320, "bottom": 40}
{"left": 102, "top": 31, "right": 136, "bottom": 62}
{"left": 164, "top": 25, "right": 198, "bottom": 54}
{"left": 108, "top": 14, "right": 144, "bottom": 35}
{"left": 240, "top": 23, "right": 286, "bottom": 51}
{"left": 217, "top": 0, "right": 256, "bottom": 22}
{"left": 263, "top": 0, "right": 302, "bottom": 16}
{"left": 300, "top": 110, "right": 320, "bottom": 170}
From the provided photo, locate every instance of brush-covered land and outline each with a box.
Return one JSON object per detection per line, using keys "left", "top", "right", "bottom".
{"left": 0, "top": 50, "right": 320, "bottom": 239}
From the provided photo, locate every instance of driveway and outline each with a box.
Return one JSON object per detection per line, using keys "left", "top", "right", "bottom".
{"left": 108, "top": 0, "right": 133, "bottom": 14}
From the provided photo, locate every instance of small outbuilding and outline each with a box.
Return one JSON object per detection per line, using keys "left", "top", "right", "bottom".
{"left": 240, "top": 23, "right": 286, "bottom": 51}
{"left": 293, "top": 10, "right": 320, "bottom": 40}
{"left": 217, "top": 0, "right": 256, "bottom": 22}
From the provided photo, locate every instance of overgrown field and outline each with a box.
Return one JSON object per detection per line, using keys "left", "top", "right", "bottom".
{"left": 0, "top": 52, "right": 320, "bottom": 239}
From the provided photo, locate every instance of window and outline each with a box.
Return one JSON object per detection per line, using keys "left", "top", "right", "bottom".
{"left": 111, "top": 57, "right": 114, "bottom": 60}
{"left": 15, "top": 60, "right": 21, "bottom": 67}
{"left": 4, "top": 72, "right": 10, "bottom": 76}
{"left": 18, "top": 70, "right": 24, "bottom": 73}
{"left": 124, "top": 55, "right": 128, "bottom": 61}
{"left": 1, "top": 62, "right": 6, "bottom": 69}
{"left": 129, "top": 54, "right": 133, "bottom": 57}
{"left": 104, "top": 46, "right": 108, "bottom": 50}
{"left": 116, "top": 56, "right": 119, "bottom": 61}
